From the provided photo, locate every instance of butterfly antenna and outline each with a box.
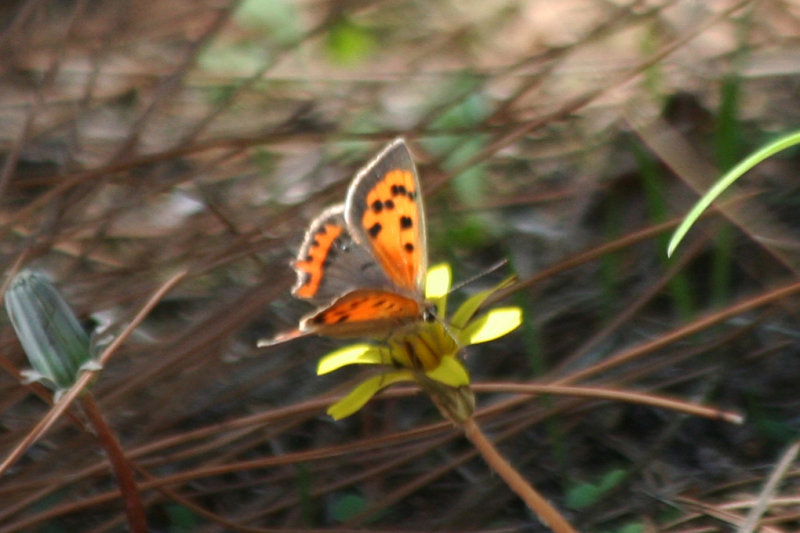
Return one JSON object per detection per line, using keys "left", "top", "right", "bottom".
{"left": 448, "top": 259, "right": 509, "bottom": 294}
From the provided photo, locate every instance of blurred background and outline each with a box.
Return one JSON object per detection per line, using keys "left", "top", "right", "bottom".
{"left": 2, "top": 0, "right": 800, "bottom": 531}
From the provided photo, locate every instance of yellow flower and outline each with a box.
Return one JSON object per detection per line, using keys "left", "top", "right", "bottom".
{"left": 317, "top": 263, "right": 522, "bottom": 423}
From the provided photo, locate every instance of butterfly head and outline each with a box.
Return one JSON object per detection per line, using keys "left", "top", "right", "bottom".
{"left": 422, "top": 300, "right": 437, "bottom": 323}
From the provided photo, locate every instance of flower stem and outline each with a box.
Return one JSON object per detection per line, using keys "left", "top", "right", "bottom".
{"left": 462, "top": 417, "right": 577, "bottom": 533}
{"left": 80, "top": 392, "right": 147, "bottom": 533}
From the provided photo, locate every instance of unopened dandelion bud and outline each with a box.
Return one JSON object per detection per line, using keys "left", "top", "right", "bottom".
{"left": 4, "top": 271, "right": 100, "bottom": 396}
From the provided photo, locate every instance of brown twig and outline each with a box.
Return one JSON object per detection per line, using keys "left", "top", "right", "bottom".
{"left": 739, "top": 440, "right": 800, "bottom": 533}
{"left": 79, "top": 392, "right": 147, "bottom": 533}
{"left": 472, "top": 383, "right": 743, "bottom": 424}
{"left": 461, "top": 417, "right": 577, "bottom": 533}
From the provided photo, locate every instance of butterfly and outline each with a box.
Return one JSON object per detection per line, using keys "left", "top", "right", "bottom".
{"left": 260, "top": 138, "right": 436, "bottom": 346}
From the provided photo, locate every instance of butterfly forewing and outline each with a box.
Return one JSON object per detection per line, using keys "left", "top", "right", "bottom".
{"left": 345, "top": 139, "right": 427, "bottom": 296}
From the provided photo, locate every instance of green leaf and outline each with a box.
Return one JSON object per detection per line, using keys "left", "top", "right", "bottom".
{"left": 327, "top": 371, "right": 412, "bottom": 420}
{"left": 598, "top": 468, "right": 626, "bottom": 491}
{"left": 317, "top": 344, "right": 384, "bottom": 375}
{"left": 566, "top": 469, "right": 627, "bottom": 510}
{"left": 330, "top": 492, "right": 367, "bottom": 523}
{"left": 438, "top": 213, "right": 488, "bottom": 249}
{"left": 325, "top": 18, "right": 376, "bottom": 65}
{"left": 425, "top": 355, "right": 470, "bottom": 387}
{"left": 166, "top": 504, "right": 200, "bottom": 532}
{"left": 565, "top": 483, "right": 601, "bottom": 510}
{"left": 429, "top": 91, "right": 490, "bottom": 131}
{"left": 198, "top": 43, "right": 268, "bottom": 76}
{"left": 667, "top": 130, "right": 800, "bottom": 257}
{"left": 446, "top": 136, "right": 490, "bottom": 204}
{"left": 235, "top": 0, "right": 300, "bottom": 45}
{"left": 458, "top": 307, "right": 522, "bottom": 345}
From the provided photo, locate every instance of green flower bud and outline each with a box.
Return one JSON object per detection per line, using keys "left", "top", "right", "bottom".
{"left": 4, "top": 271, "right": 100, "bottom": 396}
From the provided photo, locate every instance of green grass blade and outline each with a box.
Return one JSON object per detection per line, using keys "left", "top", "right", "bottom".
{"left": 667, "top": 130, "right": 800, "bottom": 257}
{"left": 709, "top": 76, "right": 740, "bottom": 306}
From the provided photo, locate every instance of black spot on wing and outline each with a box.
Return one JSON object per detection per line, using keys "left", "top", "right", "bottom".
{"left": 391, "top": 184, "right": 408, "bottom": 197}
{"left": 368, "top": 222, "right": 382, "bottom": 238}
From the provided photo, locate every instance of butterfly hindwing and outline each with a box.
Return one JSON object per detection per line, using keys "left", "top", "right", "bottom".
{"left": 345, "top": 139, "right": 427, "bottom": 296}
{"left": 299, "top": 289, "right": 423, "bottom": 337}
{"left": 292, "top": 205, "right": 389, "bottom": 305}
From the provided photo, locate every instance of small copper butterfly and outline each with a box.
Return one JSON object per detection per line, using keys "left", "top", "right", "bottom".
{"left": 261, "top": 138, "right": 436, "bottom": 345}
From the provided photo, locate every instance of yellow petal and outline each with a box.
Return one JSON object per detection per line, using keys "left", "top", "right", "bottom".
{"left": 459, "top": 307, "right": 522, "bottom": 345}
{"left": 326, "top": 371, "right": 414, "bottom": 420}
{"left": 317, "top": 344, "right": 384, "bottom": 375}
{"left": 425, "top": 355, "right": 470, "bottom": 387}
{"left": 450, "top": 275, "right": 515, "bottom": 329}
{"left": 425, "top": 263, "right": 451, "bottom": 316}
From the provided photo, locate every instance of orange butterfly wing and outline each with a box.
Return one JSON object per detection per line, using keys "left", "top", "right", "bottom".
{"left": 299, "top": 289, "right": 423, "bottom": 338}
{"left": 345, "top": 139, "right": 427, "bottom": 296}
{"left": 261, "top": 139, "right": 429, "bottom": 345}
{"left": 292, "top": 206, "right": 346, "bottom": 300}
{"left": 291, "top": 205, "right": 389, "bottom": 306}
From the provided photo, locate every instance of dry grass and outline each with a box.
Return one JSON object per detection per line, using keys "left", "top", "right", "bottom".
{"left": 3, "top": 0, "right": 800, "bottom": 531}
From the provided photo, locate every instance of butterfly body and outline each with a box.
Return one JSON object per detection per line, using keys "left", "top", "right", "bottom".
{"left": 261, "top": 138, "right": 433, "bottom": 345}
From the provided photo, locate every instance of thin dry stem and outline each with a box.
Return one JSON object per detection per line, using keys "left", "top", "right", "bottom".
{"left": 557, "top": 278, "right": 800, "bottom": 386}
{"left": 79, "top": 392, "right": 147, "bottom": 533}
{"left": 461, "top": 417, "right": 577, "bottom": 533}
{"left": 675, "top": 495, "right": 784, "bottom": 533}
{"left": 473, "top": 383, "right": 743, "bottom": 424}
{"left": 739, "top": 440, "right": 800, "bottom": 533}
